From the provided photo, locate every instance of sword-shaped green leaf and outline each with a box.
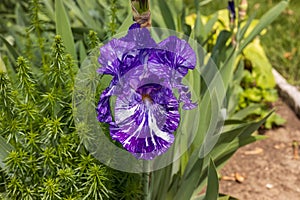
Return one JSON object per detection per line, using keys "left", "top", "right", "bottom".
{"left": 203, "top": 158, "right": 219, "bottom": 200}
{"left": 55, "top": 0, "right": 76, "bottom": 60}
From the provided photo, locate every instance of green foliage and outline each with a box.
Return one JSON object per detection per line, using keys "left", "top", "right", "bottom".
{"left": 0, "top": 135, "right": 14, "bottom": 169}
{"left": 0, "top": 35, "right": 143, "bottom": 199}
{"left": 234, "top": 20, "right": 286, "bottom": 128}
{"left": 140, "top": 1, "right": 287, "bottom": 200}
{"left": 16, "top": 57, "right": 37, "bottom": 103}
{"left": 0, "top": 0, "right": 289, "bottom": 200}
{"left": 156, "top": 0, "right": 176, "bottom": 30}
{"left": 257, "top": 0, "right": 300, "bottom": 87}
{"left": 186, "top": 3, "right": 286, "bottom": 129}
{"left": 235, "top": 61, "right": 286, "bottom": 128}
{"left": 0, "top": 1, "right": 142, "bottom": 199}
{"left": 0, "top": 0, "right": 129, "bottom": 72}
{"left": 203, "top": 158, "right": 219, "bottom": 200}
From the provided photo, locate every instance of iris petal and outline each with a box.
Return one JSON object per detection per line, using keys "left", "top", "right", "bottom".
{"left": 158, "top": 36, "right": 196, "bottom": 75}
{"left": 228, "top": 0, "right": 236, "bottom": 20}
{"left": 110, "top": 84, "right": 179, "bottom": 160}
{"left": 147, "top": 36, "right": 197, "bottom": 110}
{"left": 121, "top": 23, "right": 156, "bottom": 48}
{"left": 97, "top": 39, "right": 136, "bottom": 76}
{"left": 96, "top": 86, "right": 115, "bottom": 125}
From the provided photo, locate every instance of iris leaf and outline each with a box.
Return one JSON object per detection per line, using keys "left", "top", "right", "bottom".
{"left": 231, "top": 104, "right": 261, "bottom": 120}
{"left": 203, "top": 158, "right": 219, "bottom": 200}
{"left": 117, "top": 14, "right": 134, "bottom": 34}
{"left": 41, "top": 0, "right": 55, "bottom": 21}
{"left": 78, "top": 40, "right": 87, "bottom": 64}
{"left": 157, "top": 0, "right": 176, "bottom": 30}
{"left": 55, "top": 0, "right": 76, "bottom": 61}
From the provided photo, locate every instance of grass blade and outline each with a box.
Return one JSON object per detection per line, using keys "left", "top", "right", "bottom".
{"left": 231, "top": 104, "right": 261, "bottom": 120}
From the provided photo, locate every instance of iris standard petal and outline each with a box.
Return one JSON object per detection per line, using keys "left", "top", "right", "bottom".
{"left": 97, "top": 39, "right": 136, "bottom": 76}
{"left": 157, "top": 36, "right": 196, "bottom": 75}
{"left": 121, "top": 23, "right": 156, "bottom": 48}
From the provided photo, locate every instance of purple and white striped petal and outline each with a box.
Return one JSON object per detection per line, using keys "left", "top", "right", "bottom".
{"left": 97, "top": 39, "right": 136, "bottom": 76}
{"left": 150, "top": 36, "right": 196, "bottom": 76}
{"left": 110, "top": 83, "right": 179, "bottom": 160}
{"left": 121, "top": 23, "right": 157, "bottom": 48}
{"left": 96, "top": 85, "right": 116, "bottom": 125}
{"left": 147, "top": 36, "right": 197, "bottom": 110}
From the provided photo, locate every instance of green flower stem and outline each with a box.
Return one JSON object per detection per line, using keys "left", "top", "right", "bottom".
{"left": 143, "top": 161, "right": 151, "bottom": 200}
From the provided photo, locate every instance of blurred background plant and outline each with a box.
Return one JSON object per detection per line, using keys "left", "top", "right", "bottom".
{"left": 201, "top": 0, "right": 300, "bottom": 88}
{"left": 0, "top": 0, "right": 289, "bottom": 199}
{"left": 185, "top": 0, "right": 286, "bottom": 129}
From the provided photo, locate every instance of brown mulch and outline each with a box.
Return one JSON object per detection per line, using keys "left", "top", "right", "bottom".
{"left": 219, "top": 99, "right": 300, "bottom": 200}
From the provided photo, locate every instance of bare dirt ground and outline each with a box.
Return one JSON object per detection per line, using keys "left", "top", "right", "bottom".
{"left": 219, "top": 99, "right": 300, "bottom": 200}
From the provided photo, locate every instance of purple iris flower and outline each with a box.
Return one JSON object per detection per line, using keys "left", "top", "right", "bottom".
{"left": 228, "top": 0, "right": 236, "bottom": 21}
{"left": 96, "top": 24, "right": 197, "bottom": 160}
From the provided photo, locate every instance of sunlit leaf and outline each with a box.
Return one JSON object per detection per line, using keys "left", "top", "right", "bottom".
{"left": 239, "top": 0, "right": 289, "bottom": 53}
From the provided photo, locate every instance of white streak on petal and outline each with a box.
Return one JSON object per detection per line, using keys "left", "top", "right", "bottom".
{"left": 148, "top": 109, "right": 173, "bottom": 143}
{"left": 115, "top": 104, "right": 139, "bottom": 123}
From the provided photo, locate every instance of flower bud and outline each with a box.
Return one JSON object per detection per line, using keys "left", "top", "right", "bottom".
{"left": 131, "top": 0, "right": 151, "bottom": 28}
{"left": 239, "top": 0, "right": 248, "bottom": 21}
{"left": 228, "top": 0, "right": 236, "bottom": 29}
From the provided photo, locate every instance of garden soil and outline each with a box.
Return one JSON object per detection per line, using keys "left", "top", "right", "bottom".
{"left": 219, "top": 99, "right": 300, "bottom": 200}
